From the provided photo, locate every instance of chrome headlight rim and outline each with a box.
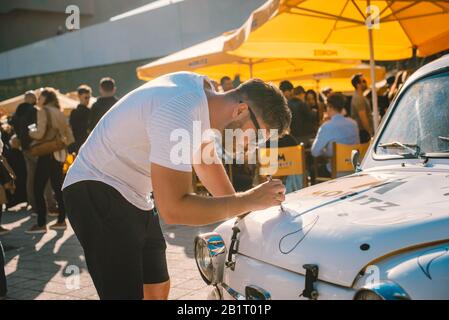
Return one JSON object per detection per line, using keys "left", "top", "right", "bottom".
{"left": 354, "top": 280, "right": 411, "bottom": 300}
{"left": 194, "top": 232, "right": 226, "bottom": 285}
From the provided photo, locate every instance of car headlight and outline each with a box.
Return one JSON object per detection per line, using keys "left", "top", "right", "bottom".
{"left": 354, "top": 281, "right": 410, "bottom": 300}
{"left": 194, "top": 232, "right": 226, "bottom": 285}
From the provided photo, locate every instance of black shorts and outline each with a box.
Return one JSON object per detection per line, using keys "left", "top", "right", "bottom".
{"left": 63, "top": 180, "right": 169, "bottom": 300}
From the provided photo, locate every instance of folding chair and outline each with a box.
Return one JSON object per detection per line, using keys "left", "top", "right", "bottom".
{"left": 259, "top": 144, "right": 307, "bottom": 191}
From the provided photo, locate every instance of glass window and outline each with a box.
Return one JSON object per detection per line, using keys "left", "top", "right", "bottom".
{"left": 376, "top": 72, "right": 449, "bottom": 156}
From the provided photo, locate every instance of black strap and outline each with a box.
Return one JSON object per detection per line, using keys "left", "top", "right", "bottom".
{"left": 0, "top": 156, "right": 16, "bottom": 181}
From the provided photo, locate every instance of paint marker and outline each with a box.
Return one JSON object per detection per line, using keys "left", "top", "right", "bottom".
{"left": 267, "top": 175, "right": 285, "bottom": 213}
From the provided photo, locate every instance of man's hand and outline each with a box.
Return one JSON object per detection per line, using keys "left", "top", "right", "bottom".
{"left": 151, "top": 163, "right": 286, "bottom": 226}
{"left": 243, "top": 179, "right": 285, "bottom": 212}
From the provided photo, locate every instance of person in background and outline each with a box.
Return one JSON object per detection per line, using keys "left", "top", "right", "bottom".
{"left": 0, "top": 159, "right": 6, "bottom": 296}
{"left": 311, "top": 93, "right": 359, "bottom": 178}
{"left": 10, "top": 91, "right": 58, "bottom": 216}
{"left": 321, "top": 87, "right": 333, "bottom": 104}
{"left": 210, "top": 80, "right": 220, "bottom": 92}
{"left": 88, "top": 77, "right": 118, "bottom": 132}
{"left": 306, "top": 89, "right": 325, "bottom": 125}
{"left": 350, "top": 73, "right": 373, "bottom": 143}
{"left": 277, "top": 82, "right": 306, "bottom": 192}
{"left": 287, "top": 86, "right": 316, "bottom": 145}
{"left": 220, "top": 76, "right": 234, "bottom": 92}
{"left": 279, "top": 80, "right": 295, "bottom": 100}
{"left": 0, "top": 238, "right": 6, "bottom": 299}
{"left": 0, "top": 131, "right": 14, "bottom": 236}
{"left": 69, "top": 85, "right": 92, "bottom": 154}
{"left": 26, "top": 88, "right": 74, "bottom": 234}
{"left": 1, "top": 121, "right": 26, "bottom": 208}
{"left": 11, "top": 91, "right": 36, "bottom": 152}
{"left": 293, "top": 86, "right": 306, "bottom": 103}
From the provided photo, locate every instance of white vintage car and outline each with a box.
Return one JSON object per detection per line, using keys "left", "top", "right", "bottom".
{"left": 194, "top": 54, "right": 449, "bottom": 300}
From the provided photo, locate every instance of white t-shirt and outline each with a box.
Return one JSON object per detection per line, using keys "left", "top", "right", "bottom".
{"left": 62, "top": 72, "right": 211, "bottom": 210}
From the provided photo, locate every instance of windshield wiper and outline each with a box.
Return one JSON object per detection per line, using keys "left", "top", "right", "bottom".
{"left": 378, "top": 141, "right": 422, "bottom": 158}
{"left": 422, "top": 150, "right": 449, "bottom": 158}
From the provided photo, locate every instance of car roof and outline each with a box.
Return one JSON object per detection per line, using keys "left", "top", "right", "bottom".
{"left": 403, "top": 53, "right": 449, "bottom": 90}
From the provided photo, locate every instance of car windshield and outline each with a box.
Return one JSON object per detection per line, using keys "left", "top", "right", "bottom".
{"left": 376, "top": 72, "right": 449, "bottom": 157}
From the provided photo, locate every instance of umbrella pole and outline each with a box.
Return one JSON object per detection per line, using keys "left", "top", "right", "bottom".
{"left": 249, "top": 59, "right": 254, "bottom": 78}
{"left": 367, "top": 4, "right": 380, "bottom": 131}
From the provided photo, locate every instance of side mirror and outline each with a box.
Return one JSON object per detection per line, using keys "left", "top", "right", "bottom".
{"left": 351, "top": 149, "right": 361, "bottom": 172}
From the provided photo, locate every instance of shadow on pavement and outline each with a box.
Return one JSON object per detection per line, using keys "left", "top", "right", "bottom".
{"left": 1, "top": 208, "right": 88, "bottom": 300}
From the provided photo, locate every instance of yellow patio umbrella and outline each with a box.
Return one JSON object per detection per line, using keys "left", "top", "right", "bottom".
{"left": 137, "top": 33, "right": 360, "bottom": 82}
{"left": 139, "top": 0, "right": 449, "bottom": 129}
{"left": 291, "top": 63, "right": 386, "bottom": 92}
{"left": 219, "top": 0, "right": 449, "bottom": 129}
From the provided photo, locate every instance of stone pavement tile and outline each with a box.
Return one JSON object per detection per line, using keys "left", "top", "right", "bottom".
{"left": 34, "top": 292, "right": 72, "bottom": 300}
{"left": 4, "top": 276, "right": 29, "bottom": 287}
{"left": 174, "top": 279, "right": 208, "bottom": 291}
{"left": 168, "top": 268, "right": 200, "bottom": 280}
{"left": 87, "top": 294, "right": 100, "bottom": 300}
{"left": 10, "top": 279, "right": 47, "bottom": 290}
{"left": 65, "top": 286, "right": 99, "bottom": 299}
{"left": 179, "top": 288, "right": 210, "bottom": 300}
{"left": 169, "top": 287, "right": 193, "bottom": 300}
{"left": 3, "top": 207, "right": 217, "bottom": 300}
{"left": 40, "top": 281, "right": 80, "bottom": 295}
{"left": 170, "top": 277, "right": 193, "bottom": 287}
{"left": 6, "top": 288, "right": 41, "bottom": 300}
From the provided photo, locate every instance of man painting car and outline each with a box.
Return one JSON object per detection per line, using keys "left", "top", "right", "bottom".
{"left": 62, "top": 72, "right": 291, "bottom": 300}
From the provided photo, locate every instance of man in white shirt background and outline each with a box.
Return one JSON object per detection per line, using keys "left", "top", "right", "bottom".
{"left": 311, "top": 92, "right": 360, "bottom": 177}
{"left": 62, "top": 71, "right": 291, "bottom": 300}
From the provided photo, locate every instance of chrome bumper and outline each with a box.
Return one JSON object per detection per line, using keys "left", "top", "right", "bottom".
{"left": 208, "top": 283, "right": 271, "bottom": 300}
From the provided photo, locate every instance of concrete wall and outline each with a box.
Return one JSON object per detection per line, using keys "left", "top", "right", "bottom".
{"left": 0, "top": 0, "right": 266, "bottom": 81}
{"left": 0, "top": 0, "right": 157, "bottom": 52}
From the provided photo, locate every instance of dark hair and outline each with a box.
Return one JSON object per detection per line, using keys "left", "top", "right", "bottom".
{"left": 386, "top": 75, "right": 395, "bottom": 86}
{"left": 39, "top": 87, "right": 60, "bottom": 110}
{"left": 100, "top": 77, "right": 116, "bottom": 92}
{"left": 306, "top": 89, "right": 317, "bottom": 99}
{"left": 279, "top": 80, "right": 294, "bottom": 93}
{"left": 293, "top": 86, "right": 305, "bottom": 96}
{"left": 326, "top": 93, "right": 346, "bottom": 112}
{"left": 77, "top": 84, "right": 92, "bottom": 95}
{"left": 351, "top": 73, "right": 363, "bottom": 89}
{"left": 235, "top": 79, "right": 291, "bottom": 136}
{"left": 220, "top": 76, "right": 231, "bottom": 86}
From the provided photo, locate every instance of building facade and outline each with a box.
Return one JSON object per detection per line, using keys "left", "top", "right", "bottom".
{"left": 0, "top": 0, "right": 265, "bottom": 100}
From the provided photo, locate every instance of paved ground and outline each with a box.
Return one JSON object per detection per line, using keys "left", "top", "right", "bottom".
{"left": 1, "top": 204, "right": 217, "bottom": 300}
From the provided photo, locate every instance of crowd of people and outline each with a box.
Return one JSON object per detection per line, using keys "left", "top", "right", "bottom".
{"left": 0, "top": 71, "right": 401, "bottom": 237}
{"left": 0, "top": 70, "right": 402, "bottom": 300}
{"left": 220, "top": 71, "right": 398, "bottom": 193}
{"left": 0, "top": 77, "right": 118, "bottom": 236}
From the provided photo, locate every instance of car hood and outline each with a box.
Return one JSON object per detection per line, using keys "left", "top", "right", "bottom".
{"left": 216, "top": 166, "right": 449, "bottom": 287}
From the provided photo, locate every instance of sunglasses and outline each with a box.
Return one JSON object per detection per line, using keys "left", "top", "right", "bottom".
{"left": 238, "top": 100, "right": 272, "bottom": 148}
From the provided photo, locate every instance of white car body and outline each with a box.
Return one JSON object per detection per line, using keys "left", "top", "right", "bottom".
{"left": 194, "top": 55, "right": 449, "bottom": 300}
